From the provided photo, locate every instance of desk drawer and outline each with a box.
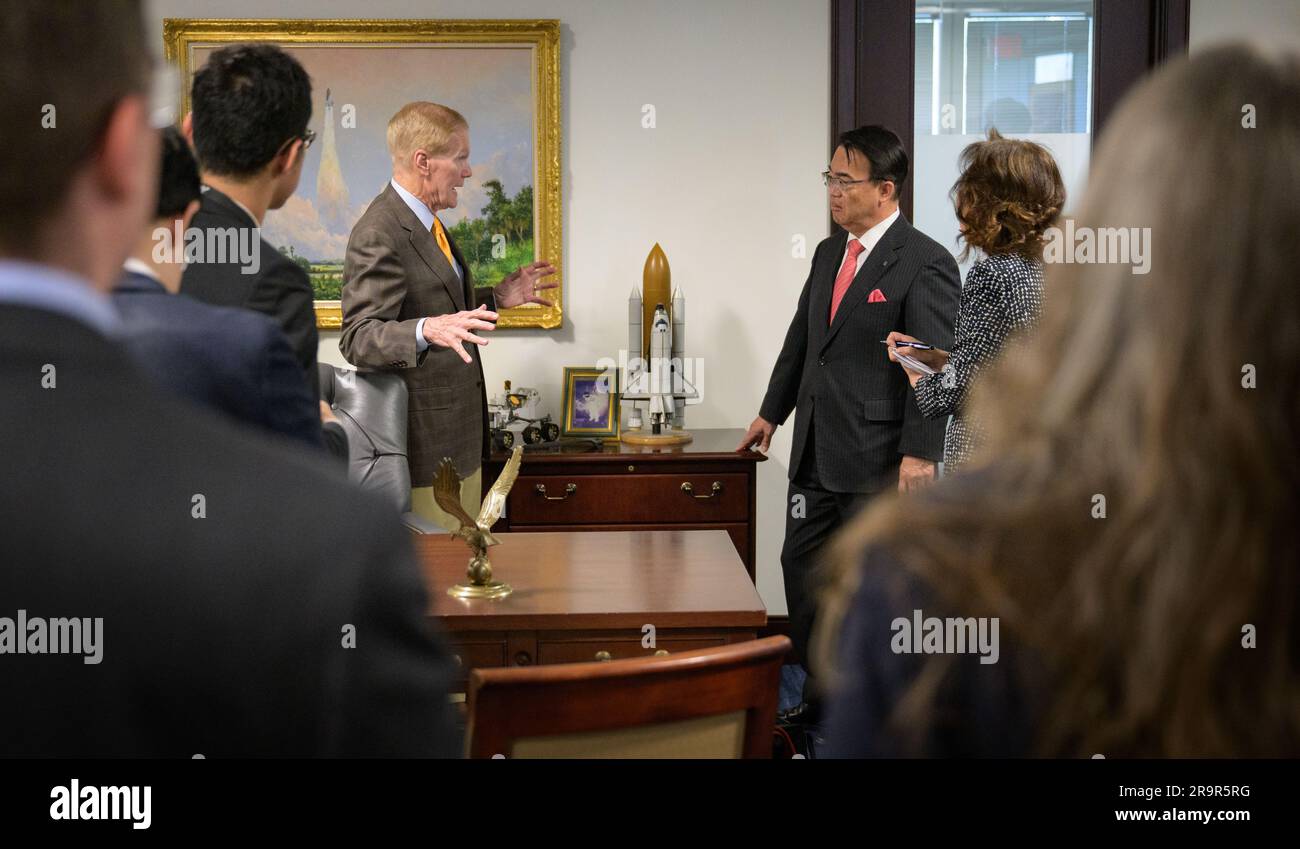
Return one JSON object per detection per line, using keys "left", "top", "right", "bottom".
{"left": 450, "top": 640, "right": 507, "bottom": 671}
{"left": 511, "top": 473, "right": 749, "bottom": 525}
{"left": 537, "top": 636, "right": 728, "bottom": 665}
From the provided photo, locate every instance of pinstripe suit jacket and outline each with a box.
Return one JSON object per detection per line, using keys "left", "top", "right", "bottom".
{"left": 339, "top": 184, "right": 496, "bottom": 486}
{"left": 759, "top": 215, "right": 960, "bottom": 492}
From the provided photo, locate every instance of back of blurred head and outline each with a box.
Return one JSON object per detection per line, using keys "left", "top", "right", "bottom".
{"left": 0, "top": 0, "right": 157, "bottom": 291}
{"left": 131, "top": 127, "right": 203, "bottom": 292}
{"left": 820, "top": 43, "right": 1300, "bottom": 757}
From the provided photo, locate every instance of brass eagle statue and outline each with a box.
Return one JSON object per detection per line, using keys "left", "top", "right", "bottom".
{"left": 434, "top": 445, "right": 524, "bottom": 599}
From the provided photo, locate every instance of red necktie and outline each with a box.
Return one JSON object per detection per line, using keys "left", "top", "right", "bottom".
{"left": 829, "top": 238, "right": 865, "bottom": 324}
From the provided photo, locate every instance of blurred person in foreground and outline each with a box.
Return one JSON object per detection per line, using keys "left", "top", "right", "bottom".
{"left": 817, "top": 43, "right": 1300, "bottom": 757}
{"left": 0, "top": 0, "right": 458, "bottom": 757}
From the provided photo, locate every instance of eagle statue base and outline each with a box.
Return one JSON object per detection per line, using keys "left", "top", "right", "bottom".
{"left": 447, "top": 553, "right": 513, "bottom": 599}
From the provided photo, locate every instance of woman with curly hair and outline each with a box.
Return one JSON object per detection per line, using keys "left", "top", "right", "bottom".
{"left": 885, "top": 129, "right": 1064, "bottom": 471}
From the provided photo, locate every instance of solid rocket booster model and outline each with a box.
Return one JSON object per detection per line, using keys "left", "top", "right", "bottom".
{"left": 624, "top": 244, "right": 698, "bottom": 434}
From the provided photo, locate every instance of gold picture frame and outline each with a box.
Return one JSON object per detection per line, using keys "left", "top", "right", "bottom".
{"left": 560, "top": 366, "right": 620, "bottom": 441}
{"left": 163, "top": 18, "right": 563, "bottom": 330}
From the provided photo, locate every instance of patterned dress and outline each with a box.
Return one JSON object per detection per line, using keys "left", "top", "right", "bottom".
{"left": 913, "top": 252, "right": 1044, "bottom": 471}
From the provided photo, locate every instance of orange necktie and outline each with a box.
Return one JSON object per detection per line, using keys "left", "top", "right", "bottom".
{"left": 432, "top": 217, "right": 455, "bottom": 267}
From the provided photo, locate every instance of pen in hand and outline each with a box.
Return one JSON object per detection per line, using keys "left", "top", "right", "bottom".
{"left": 880, "top": 339, "right": 935, "bottom": 350}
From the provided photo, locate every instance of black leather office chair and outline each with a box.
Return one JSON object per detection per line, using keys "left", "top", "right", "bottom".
{"left": 318, "top": 363, "right": 441, "bottom": 534}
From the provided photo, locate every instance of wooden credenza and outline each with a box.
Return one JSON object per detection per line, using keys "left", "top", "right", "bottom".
{"left": 480, "top": 428, "right": 766, "bottom": 581}
{"left": 418, "top": 530, "right": 767, "bottom": 689}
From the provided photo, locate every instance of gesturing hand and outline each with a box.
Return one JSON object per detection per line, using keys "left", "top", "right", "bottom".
{"left": 422, "top": 306, "right": 499, "bottom": 364}
{"left": 493, "top": 261, "right": 558, "bottom": 308}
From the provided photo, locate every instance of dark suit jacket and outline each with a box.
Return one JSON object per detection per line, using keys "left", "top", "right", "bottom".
{"left": 0, "top": 302, "right": 459, "bottom": 757}
{"left": 179, "top": 186, "right": 321, "bottom": 401}
{"left": 759, "top": 215, "right": 960, "bottom": 492}
{"left": 339, "top": 184, "right": 496, "bottom": 486}
{"left": 112, "top": 269, "right": 329, "bottom": 452}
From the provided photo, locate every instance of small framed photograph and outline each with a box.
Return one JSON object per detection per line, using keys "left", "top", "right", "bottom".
{"left": 560, "top": 366, "right": 620, "bottom": 440}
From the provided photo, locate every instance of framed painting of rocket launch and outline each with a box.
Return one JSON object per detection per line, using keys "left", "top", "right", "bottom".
{"left": 163, "top": 18, "right": 563, "bottom": 330}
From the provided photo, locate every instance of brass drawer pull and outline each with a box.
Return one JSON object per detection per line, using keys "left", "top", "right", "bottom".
{"left": 535, "top": 483, "right": 577, "bottom": 501}
{"left": 594, "top": 650, "right": 613, "bottom": 662}
{"left": 681, "top": 481, "right": 722, "bottom": 500}
{"left": 654, "top": 649, "right": 669, "bottom": 657}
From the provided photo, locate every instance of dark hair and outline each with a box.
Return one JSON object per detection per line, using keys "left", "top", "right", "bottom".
{"left": 190, "top": 43, "right": 312, "bottom": 177}
{"left": 951, "top": 128, "right": 1065, "bottom": 261}
{"left": 156, "top": 127, "right": 201, "bottom": 219}
{"left": 0, "top": 0, "right": 150, "bottom": 252}
{"left": 836, "top": 125, "right": 908, "bottom": 194}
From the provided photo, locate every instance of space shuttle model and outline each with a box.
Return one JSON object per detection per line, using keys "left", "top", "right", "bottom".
{"left": 623, "top": 243, "right": 698, "bottom": 445}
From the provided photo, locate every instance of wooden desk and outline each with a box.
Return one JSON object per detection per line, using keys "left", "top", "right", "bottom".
{"left": 418, "top": 530, "right": 767, "bottom": 688}
{"left": 481, "top": 427, "right": 767, "bottom": 581}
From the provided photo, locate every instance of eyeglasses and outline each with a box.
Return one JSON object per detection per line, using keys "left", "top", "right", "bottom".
{"left": 821, "top": 170, "right": 871, "bottom": 192}
{"left": 278, "top": 128, "right": 315, "bottom": 156}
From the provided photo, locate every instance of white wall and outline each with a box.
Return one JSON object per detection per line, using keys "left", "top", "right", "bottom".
{"left": 147, "top": 0, "right": 832, "bottom": 615}
{"left": 1190, "top": 0, "right": 1300, "bottom": 51}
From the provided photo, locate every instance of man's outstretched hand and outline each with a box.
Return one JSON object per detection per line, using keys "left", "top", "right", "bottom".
{"left": 422, "top": 306, "right": 499, "bottom": 364}
{"left": 493, "top": 261, "right": 558, "bottom": 308}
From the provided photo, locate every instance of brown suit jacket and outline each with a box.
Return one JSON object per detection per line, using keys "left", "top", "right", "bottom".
{"left": 340, "top": 183, "right": 496, "bottom": 485}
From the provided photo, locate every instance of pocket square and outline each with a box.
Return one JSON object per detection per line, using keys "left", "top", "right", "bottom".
{"left": 867, "top": 288, "right": 887, "bottom": 303}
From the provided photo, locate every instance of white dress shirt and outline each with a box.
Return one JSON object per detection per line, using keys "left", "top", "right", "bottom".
{"left": 123, "top": 257, "right": 163, "bottom": 284}
{"left": 838, "top": 207, "right": 900, "bottom": 275}
{"left": 390, "top": 179, "right": 461, "bottom": 281}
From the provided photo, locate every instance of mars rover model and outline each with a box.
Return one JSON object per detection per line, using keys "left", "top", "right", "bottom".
{"left": 487, "top": 380, "right": 560, "bottom": 450}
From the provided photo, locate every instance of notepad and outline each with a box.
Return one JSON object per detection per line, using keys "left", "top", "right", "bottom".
{"left": 895, "top": 353, "right": 936, "bottom": 376}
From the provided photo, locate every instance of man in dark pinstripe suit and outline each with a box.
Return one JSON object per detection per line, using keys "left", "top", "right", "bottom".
{"left": 739, "top": 126, "right": 960, "bottom": 723}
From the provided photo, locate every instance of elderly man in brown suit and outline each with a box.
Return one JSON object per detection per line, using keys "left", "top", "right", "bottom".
{"left": 340, "top": 102, "right": 555, "bottom": 529}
